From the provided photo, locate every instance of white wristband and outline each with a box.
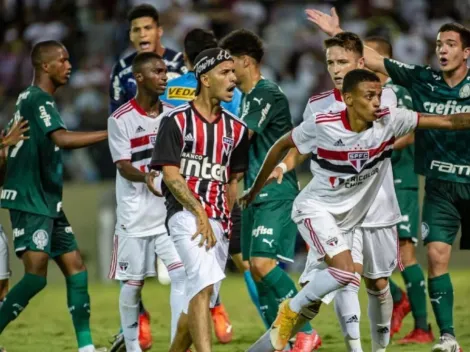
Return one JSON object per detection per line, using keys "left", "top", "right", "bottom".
{"left": 277, "top": 162, "right": 288, "bottom": 174}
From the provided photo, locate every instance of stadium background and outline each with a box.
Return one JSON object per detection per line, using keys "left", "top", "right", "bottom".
{"left": 1, "top": 0, "right": 470, "bottom": 283}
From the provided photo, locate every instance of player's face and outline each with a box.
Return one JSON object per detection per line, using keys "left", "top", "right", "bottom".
{"left": 140, "top": 59, "right": 168, "bottom": 96}
{"left": 436, "top": 31, "right": 470, "bottom": 72}
{"left": 229, "top": 55, "right": 245, "bottom": 85}
{"left": 326, "top": 46, "right": 364, "bottom": 91}
{"left": 208, "top": 60, "right": 237, "bottom": 102}
{"left": 130, "top": 17, "right": 163, "bottom": 53}
{"left": 349, "top": 81, "right": 382, "bottom": 122}
{"left": 47, "top": 46, "right": 72, "bottom": 86}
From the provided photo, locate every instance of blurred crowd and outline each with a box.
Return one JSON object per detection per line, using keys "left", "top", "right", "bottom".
{"left": 0, "top": 0, "right": 469, "bottom": 181}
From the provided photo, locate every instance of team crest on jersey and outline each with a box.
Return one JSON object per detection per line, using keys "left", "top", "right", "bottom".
{"left": 150, "top": 134, "right": 157, "bottom": 145}
{"left": 222, "top": 136, "right": 234, "bottom": 156}
{"left": 459, "top": 84, "right": 470, "bottom": 98}
{"left": 326, "top": 237, "right": 339, "bottom": 247}
{"left": 119, "top": 261, "right": 129, "bottom": 272}
{"left": 348, "top": 151, "right": 369, "bottom": 172}
{"left": 32, "top": 230, "right": 49, "bottom": 250}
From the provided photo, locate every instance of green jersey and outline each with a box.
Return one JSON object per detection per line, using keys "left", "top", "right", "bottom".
{"left": 385, "top": 58, "right": 470, "bottom": 183}
{"left": 240, "top": 78, "right": 298, "bottom": 203}
{"left": 1, "top": 86, "right": 66, "bottom": 217}
{"left": 384, "top": 79, "right": 419, "bottom": 189}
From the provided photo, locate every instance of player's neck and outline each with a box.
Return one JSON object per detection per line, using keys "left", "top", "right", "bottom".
{"left": 442, "top": 63, "right": 469, "bottom": 88}
{"left": 347, "top": 108, "right": 370, "bottom": 133}
{"left": 193, "top": 94, "right": 222, "bottom": 122}
{"left": 155, "top": 45, "right": 165, "bottom": 57}
{"left": 135, "top": 93, "right": 162, "bottom": 117}
{"left": 33, "top": 74, "right": 57, "bottom": 95}
{"left": 240, "top": 66, "right": 262, "bottom": 93}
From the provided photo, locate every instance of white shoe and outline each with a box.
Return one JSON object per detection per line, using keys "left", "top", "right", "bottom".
{"left": 157, "top": 256, "right": 171, "bottom": 285}
{"left": 432, "top": 334, "right": 461, "bottom": 352}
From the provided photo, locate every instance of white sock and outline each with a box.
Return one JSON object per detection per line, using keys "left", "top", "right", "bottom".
{"left": 78, "top": 345, "right": 95, "bottom": 352}
{"left": 289, "top": 267, "right": 357, "bottom": 313}
{"left": 367, "top": 285, "right": 393, "bottom": 351}
{"left": 167, "top": 263, "right": 186, "bottom": 342}
{"left": 334, "top": 273, "right": 363, "bottom": 352}
{"left": 120, "top": 281, "right": 143, "bottom": 352}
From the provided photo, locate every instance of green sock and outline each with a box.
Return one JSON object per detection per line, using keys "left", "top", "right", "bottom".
{"left": 262, "top": 266, "right": 313, "bottom": 334}
{"left": 0, "top": 273, "right": 46, "bottom": 333}
{"left": 66, "top": 271, "right": 93, "bottom": 348}
{"left": 429, "top": 273, "right": 454, "bottom": 336}
{"left": 402, "top": 264, "right": 428, "bottom": 330}
{"left": 389, "top": 278, "right": 403, "bottom": 303}
{"left": 255, "top": 280, "right": 278, "bottom": 326}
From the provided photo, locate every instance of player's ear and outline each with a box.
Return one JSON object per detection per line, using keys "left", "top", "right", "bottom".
{"left": 158, "top": 26, "right": 163, "bottom": 38}
{"left": 358, "top": 56, "right": 365, "bottom": 69}
{"left": 344, "top": 91, "right": 353, "bottom": 106}
{"left": 463, "top": 47, "right": 470, "bottom": 61}
{"left": 201, "top": 73, "right": 210, "bottom": 89}
{"left": 134, "top": 72, "right": 144, "bottom": 83}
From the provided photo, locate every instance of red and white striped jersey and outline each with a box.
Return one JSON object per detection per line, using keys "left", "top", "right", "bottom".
{"left": 150, "top": 102, "right": 249, "bottom": 234}
{"left": 302, "top": 88, "right": 401, "bottom": 227}
{"left": 108, "top": 98, "right": 174, "bottom": 237}
{"left": 292, "top": 106, "right": 419, "bottom": 230}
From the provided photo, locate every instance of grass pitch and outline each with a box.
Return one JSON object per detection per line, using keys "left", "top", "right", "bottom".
{"left": 1, "top": 270, "right": 470, "bottom": 351}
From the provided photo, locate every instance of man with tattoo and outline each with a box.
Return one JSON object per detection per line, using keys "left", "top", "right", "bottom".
{"left": 148, "top": 47, "right": 249, "bottom": 352}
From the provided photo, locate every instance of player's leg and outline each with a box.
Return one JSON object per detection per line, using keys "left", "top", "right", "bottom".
{"left": 154, "top": 232, "right": 186, "bottom": 343}
{"left": 168, "top": 211, "right": 228, "bottom": 352}
{"left": 0, "top": 211, "right": 50, "bottom": 334}
{"left": 422, "top": 179, "right": 463, "bottom": 351}
{"left": 0, "top": 226, "right": 11, "bottom": 310}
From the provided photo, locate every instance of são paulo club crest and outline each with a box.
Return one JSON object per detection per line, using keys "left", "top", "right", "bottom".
{"left": 348, "top": 151, "right": 369, "bottom": 172}
{"left": 222, "top": 136, "right": 234, "bottom": 156}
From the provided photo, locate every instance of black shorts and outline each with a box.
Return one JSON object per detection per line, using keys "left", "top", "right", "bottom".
{"left": 228, "top": 203, "right": 242, "bottom": 255}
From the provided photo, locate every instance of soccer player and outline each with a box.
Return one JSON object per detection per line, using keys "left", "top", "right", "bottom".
{"left": 149, "top": 47, "right": 249, "bottom": 352}
{"left": 107, "top": 52, "right": 187, "bottom": 352}
{"left": 220, "top": 29, "right": 320, "bottom": 351}
{"left": 364, "top": 36, "right": 434, "bottom": 344}
{"left": 108, "top": 4, "right": 185, "bottom": 348}
{"left": 160, "top": 28, "right": 240, "bottom": 343}
{"left": 0, "top": 40, "right": 107, "bottom": 352}
{"left": 307, "top": 9, "right": 469, "bottom": 351}
{"left": 243, "top": 68, "right": 470, "bottom": 352}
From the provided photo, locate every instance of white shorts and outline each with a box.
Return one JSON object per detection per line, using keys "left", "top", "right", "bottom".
{"left": 154, "top": 232, "right": 184, "bottom": 273}
{"left": 109, "top": 234, "right": 156, "bottom": 281}
{"left": 168, "top": 211, "right": 229, "bottom": 314}
{"left": 0, "top": 226, "right": 10, "bottom": 280}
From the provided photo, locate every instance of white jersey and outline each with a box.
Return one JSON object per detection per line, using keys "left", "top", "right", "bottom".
{"left": 108, "top": 98, "right": 174, "bottom": 237}
{"left": 302, "top": 88, "right": 401, "bottom": 227}
{"left": 292, "top": 106, "right": 419, "bottom": 230}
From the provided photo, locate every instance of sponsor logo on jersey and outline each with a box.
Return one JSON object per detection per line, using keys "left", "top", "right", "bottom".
{"left": 421, "top": 222, "right": 430, "bottom": 240}
{"left": 13, "top": 228, "right": 24, "bottom": 238}
{"left": 423, "top": 100, "right": 470, "bottom": 114}
{"left": 167, "top": 87, "right": 195, "bottom": 100}
{"left": 329, "top": 176, "right": 345, "bottom": 188}
{"left": 253, "top": 97, "right": 263, "bottom": 105}
{"left": 39, "top": 106, "right": 52, "bottom": 127}
{"left": 430, "top": 160, "right": 470, "bottom": 176}
{"left": 1, "top": 189, "right": 17, "bottom": 201}
{"left": 180, "top": 152, "right": 227, "bottom": 182}
{"left": 135, "top": 126, "right": 145, "bottom": 133}
{"left": 388, "top": 59, "right": 415, "bottom": 69}
{"left": 252, "top": 225, "right": 274, "bottom": 237}
{"left": 258, "top": 103, "right": 271, "bottom": 127}
{"left": 459, "top": 84, "right": 470, "bottom": 98}
{"left": 333, "top": 139, "right": 345, "bottom": 146}
{"left": 329, "top": 168, "right": 379, "bottom": 188}
{"left": 348, "top": 151, "right": 369, "bottom": 172}
{"left": 240, "top": 101, "right": 250, "bottom": 119}
{"left": 32, "top": 230, "right": 49, "bottom": 250}
{"left": 184, "top": 133, "right": 194, "bottom": 142}
{"left": 262, "top": 238, "right": 275, "bottom": 248}
{"left": 15, "top": 91, "right": 30, "bottom": 105}
{"left": 65, "top": 226, "right": 73, "bottom": 234}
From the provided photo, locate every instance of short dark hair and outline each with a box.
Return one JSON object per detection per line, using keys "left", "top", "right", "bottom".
{"left": 184, "top": 29, "right": 218, "bottom": 66}
{"left": 127, "top": 4, "right": 159, "bottom": 26}
{"left": 343, "top": 69, "right": 380, "bottom": 94}
{"left": 132, "top": 52, "right": 163, "bottom": 73}
{"left": 364, "top": 36, "right": 393, "bottom": 57}
{"left": 439, "top": 23, "right": 470, "bottom": 48}
{"left": 219, "top": 29, "right": 264, "bottom": 63}
{"left": 31, "top": 40, "right": 65, "bottom": 69}
{"left": 324, "top": 32, "right": 364, "bottom": 56}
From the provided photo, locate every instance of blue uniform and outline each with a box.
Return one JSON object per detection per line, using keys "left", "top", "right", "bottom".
{"left": 160, "top": 71, "right": 242, "bottom": 115}
{"left": 109, "top": 48, "right": 186, "bottom": 113}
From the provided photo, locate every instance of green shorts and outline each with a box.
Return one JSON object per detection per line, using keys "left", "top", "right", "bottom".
{"left": 241, "top": 200, "right": 297, "bottom": 263}
{"left": 396, "top": 189, "right": 419, "bottom": 243}
{"left": 421, "top": 178, "right": 470, "bottom": 247}
{"left": 10, "top": 210, "right": 78, "bottom": 258}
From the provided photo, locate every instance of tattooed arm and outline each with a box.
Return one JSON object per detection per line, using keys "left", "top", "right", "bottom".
{"left": 162, "top": 165, "right": 216, "bottom": 248}
{"left": 418, "top": 113, "right": 470, "bottom": 130}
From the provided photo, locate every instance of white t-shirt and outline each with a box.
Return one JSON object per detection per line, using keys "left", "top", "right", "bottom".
{"left": 292, "top": 106, "right": 419, "bottom": 230}
{"left": 108, "top": 98, "right": 173, "bottom": 237}
{"left": 302, "top": 88, "right": 401, "bottom": 227}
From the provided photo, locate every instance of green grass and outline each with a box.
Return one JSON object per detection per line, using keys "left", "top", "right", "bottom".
{"left": 1, "top": 270, "right": 470, "bottom": 351}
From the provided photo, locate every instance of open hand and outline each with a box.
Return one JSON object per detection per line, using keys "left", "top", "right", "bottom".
{"left": 145, "top": 170, "right": 163, "bottom": 197}
{"left": 2, "top": 118, "right": 29, "bottom": 147}
{"left": 305, "top": 7, "right": 341, "bottom": 36}
{"left": 266, "top": 166, "right": 284, "bottom": 185}
{"left": 192, "top": 215, "right": 217, "bottom": 249}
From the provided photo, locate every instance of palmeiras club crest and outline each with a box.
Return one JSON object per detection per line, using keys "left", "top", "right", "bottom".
{"left": 348, "top": 151, "right": 369, "bottom": 172}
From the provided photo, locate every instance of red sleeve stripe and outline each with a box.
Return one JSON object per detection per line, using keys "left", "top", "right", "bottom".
{"left": 308, "top": 89, "right": 333, "bottom": 103}
{"left": 316, "top": 117, "right": 342, "bottom": 124}
{"left": 111, "top": 101, "right": 132, "bottom": 119}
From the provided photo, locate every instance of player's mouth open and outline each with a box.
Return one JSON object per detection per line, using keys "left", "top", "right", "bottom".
{"left": 334, "top": 77, "right": 342, "bottom": 84}
{"left": 439, "top": 57, "right": 448, "bottom": 66}
{"left": 227, "top": 85, "right": 236, "bottom": 93}
{"left": 139, "top": 42, "right": 151, "bottom": 50}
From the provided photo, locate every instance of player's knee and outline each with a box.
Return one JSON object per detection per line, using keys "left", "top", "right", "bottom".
{"left": 328, "top": 250, "right": 355, "bottom": 275}
{"left": 427, "top": 242, "right": 451, "bottom": 275}
{"left": 364, "top": 277, "right": 388, "bottom": 292}
{"left": 120, "top": 280, "right": 143, "bottom": 304}
{"left": 249, "top": 257, "right": 276, "bottom": 278}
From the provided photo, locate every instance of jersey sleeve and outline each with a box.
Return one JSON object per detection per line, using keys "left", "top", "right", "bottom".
{"left": 150, "top": 116, "right": 183, "bottom": 171}
{"left": 291, "top": 119, "right": 317, "bottom": 154}
{"left": 243, "top": 91, "right": 280, "bottom": 134}
{"left": 107, "top": 117, "right": 130, "bottom": 163}
{"left": 109, "top": 63, "right": 126, "bottom": 114}
{"left": 396, "top": 86, "right": 413, "bottom": 110}
{"left": 383, "top": 58, "right": 425, "bottom": 89}
{"left": 389, "top": 107, "right": 419, "bottom": 138}
{"left": 302, "top": 101, "right": 315, "bottom": 122}
{"left": 230, "top": 127, "right": 249, "bottom": 173}
{"left": 31, "top": 95, "right": 65, "bottom": 135}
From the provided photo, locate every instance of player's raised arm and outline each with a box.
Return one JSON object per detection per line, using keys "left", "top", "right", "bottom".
{"left": 417, "top": 112, "right": 470, "bottom": 130}
{"left": 0, "top": 118, "right": 29, "bottom": 149}
{"left": 50, "top": 129, "right": 107, "bottom": 149}
{"left": 305, "top": 7, "right": 387, "bottom": 75}
{"left": 267, "top": 148, "right": 311, "bottom": 185}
